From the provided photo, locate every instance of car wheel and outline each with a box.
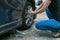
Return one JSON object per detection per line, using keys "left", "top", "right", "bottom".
{"left": 18, "top": 2, "right": 35, "bottom": 30}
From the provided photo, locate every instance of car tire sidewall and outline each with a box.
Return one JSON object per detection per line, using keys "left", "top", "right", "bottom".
{"left": 21, "top": 2, "right": 34, "bottom": 30}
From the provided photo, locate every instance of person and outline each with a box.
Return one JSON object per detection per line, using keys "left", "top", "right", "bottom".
{"left": 30, "top": 0, "right": 60, "bottom": 37}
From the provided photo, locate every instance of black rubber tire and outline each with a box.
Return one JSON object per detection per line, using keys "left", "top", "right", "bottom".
{"left": 33, "top": 14, "right": 36, "bottom": 19}
{"left": 18, "top": 2, "right": 35, "bottom": 31}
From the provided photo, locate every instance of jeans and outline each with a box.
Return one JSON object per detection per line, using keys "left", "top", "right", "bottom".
{"left": 35, "top": 8, "right": 60, "bottom": 32}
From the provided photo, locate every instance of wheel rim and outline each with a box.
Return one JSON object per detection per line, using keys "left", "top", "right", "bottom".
{"left": 25, "top": 5, "right": 33, "bottom": 26}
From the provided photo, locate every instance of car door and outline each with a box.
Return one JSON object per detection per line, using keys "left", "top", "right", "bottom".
{"left": 0, "top": 0, "right": 26, "bottom": 34}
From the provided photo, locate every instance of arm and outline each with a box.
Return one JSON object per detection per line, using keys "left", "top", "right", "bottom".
{"left": 35, "top": 2, "right": 44, "bottom": 11}
{"left": 34, "top": 0, "right": 51, "bottom": 14}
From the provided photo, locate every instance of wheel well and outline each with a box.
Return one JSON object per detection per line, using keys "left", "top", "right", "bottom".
{"left": 26, "top": 0, "right": 35, "bottom": 7}
{"left": 26, "top": 0, "right": 35, "bottom": 10}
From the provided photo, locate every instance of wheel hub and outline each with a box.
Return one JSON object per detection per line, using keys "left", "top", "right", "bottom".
{"left": 25, "top": 6, "right": 33, "bottom": 26}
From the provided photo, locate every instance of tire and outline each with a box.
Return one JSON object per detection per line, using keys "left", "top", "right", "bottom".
{"left": 33, "top": 14, "right": 36, "bottom": 19}
{"left": 18, "top": 2, "right": 35, "bottom": 31}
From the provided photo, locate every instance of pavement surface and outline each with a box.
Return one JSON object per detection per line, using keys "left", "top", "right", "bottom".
{"left": 1, "top": 12, "right": 60, "bottom": 40}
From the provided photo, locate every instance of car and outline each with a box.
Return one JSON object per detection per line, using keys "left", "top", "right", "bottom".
{"left": 37, "top": 0, "right": 42, "bottom": 5}
{"left": 35, "top": 0, "right": 42, "bottom": 6}
{"left": 0, "top": 0, "right": 36, "bottom": 35}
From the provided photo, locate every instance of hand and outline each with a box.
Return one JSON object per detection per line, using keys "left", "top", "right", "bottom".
{"left": 29, "top": 11, "right": 36, "bottom": 16}
{"left": 29, "top": 11, "right": 37, "bottom": 15}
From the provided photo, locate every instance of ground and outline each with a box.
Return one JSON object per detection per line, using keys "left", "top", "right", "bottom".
{"left": 1, "top": 12, "right": 60, "bottom": 40}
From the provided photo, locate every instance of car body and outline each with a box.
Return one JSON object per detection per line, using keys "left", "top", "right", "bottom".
{"left": 35, "top": 0, "right": 42, "bottom": 7}
{"left": 0, "top": 0, "right": 36, "bottom": 35}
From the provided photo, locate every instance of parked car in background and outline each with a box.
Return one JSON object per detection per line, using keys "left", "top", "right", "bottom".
{"left": 0, "top": 0, "right": 36, "bottom": 35}
{"left": 35, "top": 0, "right": 42, "bottom": 7}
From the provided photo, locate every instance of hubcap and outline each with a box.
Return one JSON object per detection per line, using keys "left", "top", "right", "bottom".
{"left": 25, "top": 5, "right": 33, "bottom": 26}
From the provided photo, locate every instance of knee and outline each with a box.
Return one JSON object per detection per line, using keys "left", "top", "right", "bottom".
{"left": 35, "top": 20, "right": 46, "bottom": 29}
{"left": 35, "top": 22, "right": 41, "bottom": 29}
